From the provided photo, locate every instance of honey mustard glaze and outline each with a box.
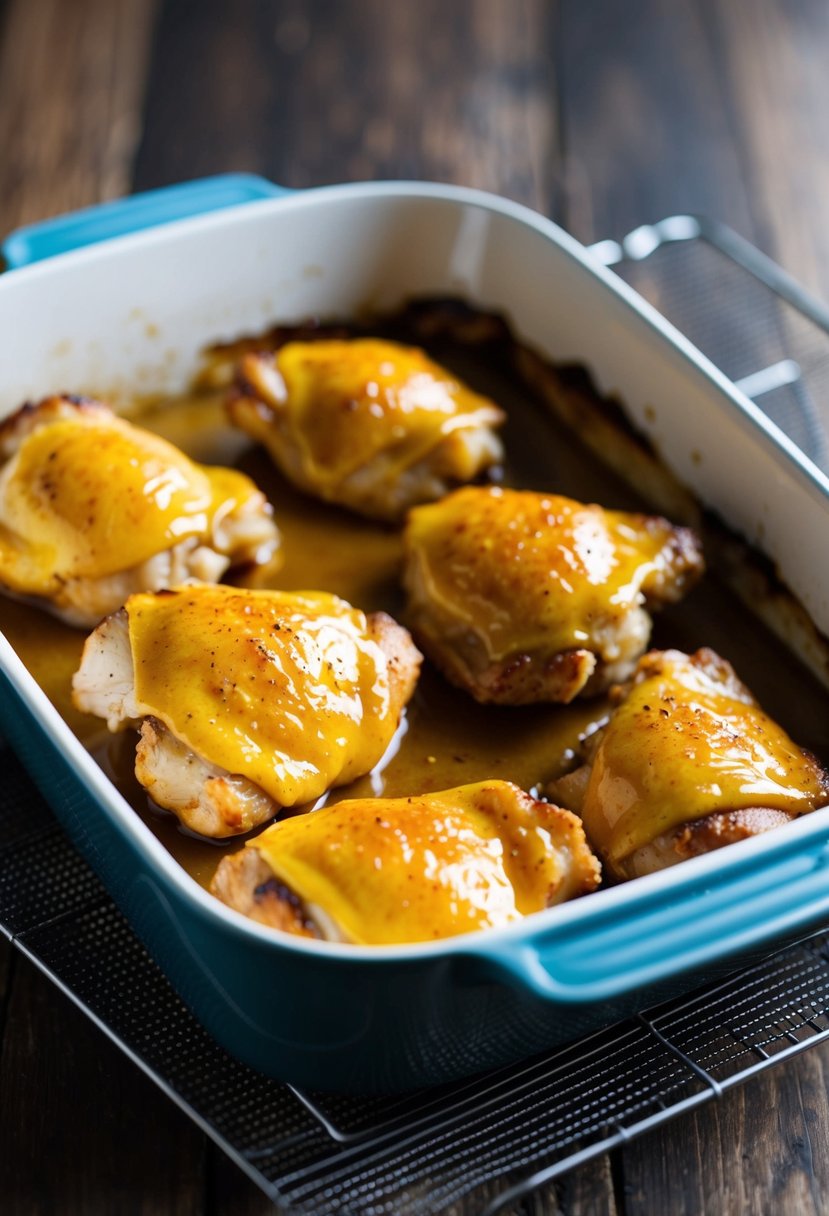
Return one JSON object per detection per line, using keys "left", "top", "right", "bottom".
{"left": 128, "top": 585, "right": 394, "bottom": 805}
{"left": 405, "top": 486, "right": 690, "bottom": 659}
{"left": 582, "top": 650, "right": 829, "bottom": 867}
{"left": 253, "top": 781, "right": 585, "bottom": 945}
{"left": 257, "top": 338, "right": 503, "bottom": 492}
{"left": 2, "top": 321, "right": 828, "bottom": 891}
{"left": 0, "top": 408, "right": 261, "bottom": 594}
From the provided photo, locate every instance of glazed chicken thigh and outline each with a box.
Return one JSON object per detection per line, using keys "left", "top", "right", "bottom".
{"left": 0, "top": 396, "right": 280, "bottom": 626}
{"left": 211, "top": 780, "right": 601, "bottom": 944}
{"left": 72, "top": 585, "right": 421, "bottom": 837}
{"left": 228, "top": 338, "right": 505, "bottom": 521}
{"left": 403, "top": 486, "right": 703, "bottom": 704}
{"left": 551, "top": 648, "right": 829, "bottom": 880}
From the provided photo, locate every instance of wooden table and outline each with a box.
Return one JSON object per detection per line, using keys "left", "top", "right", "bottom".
{"left": 3, "top": 1, "right": 829, "bottom": 1211}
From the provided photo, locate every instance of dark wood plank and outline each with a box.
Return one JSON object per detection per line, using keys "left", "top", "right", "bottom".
{"left": 558, "top": 0, "right": 829, "bottom": 441}
{"left": 555, "top": 0, "right": 829, "bottom": 1207}
{"left": 452, "top": 1156, "right": 620, "bottom": 1216}
{"left": 623, "top": 1049, "right": 829, "bottom": 1215}
{"left": 0, "top": 935, "right": 10, "bottom": 989}
{"left": 0, "top": 0, "right": 211, "bottom": 1211}
{"left": 557, "top": 0, "right": 757, "bottom": 243}
{"left": 133, "top": 0, "right": 560, "bottom": 213}
{"left": 700, "top": 0, "right": 829, "bottom": 301}
{"left": 0, "top": 936, "right": 12, "bottom": 1021}
{"left": 0, "top": 1, "right": 579, "bottom": 1207}
{"left": 0, "top": 953, "right": 205, "bottom": 1216}
{"left": 134, "top": 9, "right": 595, "bottom": 1209}
{"left": 0, "top": 0, "right": 160, "bottom": 233}
{"left": 208, "top": 1128, "right": 621, "bottom": 1216}
{"left": 535, "top": 1159, "right": 620, "bottom": 1216}
{"left": 3, "top": 0, "right": 829, "bottom": 1213}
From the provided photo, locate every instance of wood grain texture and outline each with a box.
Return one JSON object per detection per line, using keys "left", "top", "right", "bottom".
{"left": 0, "top": 953, "right": 205, "bottom": 1216}
{"left": 0, "top": 0, "right": 209, "bottom": 1212}
{"left": 133, "top": 0, "right": 561, "bottom": 213}
{"left": 622, "top": 1051, "right": 829, "bottom": 1215}
{"left": 0, "top": 936, "right": 12, "bottom": 1025}
{"left": 557, "top": 0, "right": 756, "bottom": 242}
{"left": 207, "top": 1112, "right": 621, "bottom": 1215}
{"left": 0, "top": 0, "right": 159, "bottom": 234}
{"left": 2, "top": 0, "right": 829, "bottom": 1213}
{"left": 701, "top": 0, "right": 829, "bottom": 301}
{"left": 377, "top": 1154, "right": 620, "bottom": 1216}
{"left": 556, "top": 2, "right": 829, "bottom": 1209}
{"left": 535, "top": 1159, "right": 620, "bottom": 1216}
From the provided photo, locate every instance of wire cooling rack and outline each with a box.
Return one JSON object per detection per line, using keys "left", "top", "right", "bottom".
{"left": 4, "top": 219, "right": 829, "bottom": 1215}
{"left": 589, "top": 215, "right": 829, "bottom": 470}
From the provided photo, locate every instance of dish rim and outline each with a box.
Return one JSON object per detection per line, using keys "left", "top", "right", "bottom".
{"left": 3, "top": 177, "right": 829, "bottom": 966}
{"left": 5, "top": 178, "right": 829, "bottom": 510}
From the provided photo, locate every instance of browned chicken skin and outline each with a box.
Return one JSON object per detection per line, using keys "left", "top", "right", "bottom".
{"left": 211, "top": 848, "right": 322, "bottom": 938}
{"left": 551, "top": 648, "right": 829, "bottom": 879}
{"left": 403, "top": 486, "right": 704, "bottom": 705}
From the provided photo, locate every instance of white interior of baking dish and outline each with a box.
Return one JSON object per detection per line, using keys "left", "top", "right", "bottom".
{"left": 3, "top": 181, "right": 829, "bottom": 969}
{"left": 3, "top": 181, "right": 829, "bottom": 637}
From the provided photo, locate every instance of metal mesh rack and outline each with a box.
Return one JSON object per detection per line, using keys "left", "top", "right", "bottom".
{"left": 4, "top": 220, "right": 829, "bottom": 1214}
{"left": 589, "top": 215, "right": 829, "bottom": 470}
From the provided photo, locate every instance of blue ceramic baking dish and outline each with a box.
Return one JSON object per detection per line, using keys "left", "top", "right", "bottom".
{"left": 4, "top": 175, "right": 829, "bottom": 1093}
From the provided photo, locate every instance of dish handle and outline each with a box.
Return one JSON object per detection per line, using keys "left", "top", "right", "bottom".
{"left": 1, "top": 173, "right": 290, "bottom": 269}
{"left": 468, "top": 825, "right": 829, "bottom": 1003}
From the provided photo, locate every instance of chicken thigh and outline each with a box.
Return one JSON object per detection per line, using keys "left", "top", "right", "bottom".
{"left": 403, "top": 486, "right": 703, "bottom": 704}
{"left": 72, "top": 584, "right": 421, "bottom": 837}
{"left": 211, "top": 779, "right": 601, "bottom": 943}
{"left": 551, "top": 648, "right": 829, "bottom": 880}
{"left": 0, "top": 396, "right": 280, "bottom": 626}
{"left": 228, "top": 338, "right": 505, "bottom": 521}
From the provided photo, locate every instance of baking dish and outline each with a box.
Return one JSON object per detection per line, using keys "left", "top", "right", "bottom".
{"left": 4, "top": 175, "right": 829, "bottom": 1093}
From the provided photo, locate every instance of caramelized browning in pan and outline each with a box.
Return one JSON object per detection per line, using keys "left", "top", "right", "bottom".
{"left": 3, "top": 301, "right": 828, "bottom": 898}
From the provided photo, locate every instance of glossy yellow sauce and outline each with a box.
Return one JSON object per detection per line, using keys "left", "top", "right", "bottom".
{"left": 582, "top": 650, "right": 829, "bottom": 865}
{"left": 254, "top": 780, "right": 584, "bottom": 944}
{"left": 2, "top": 334, "right": 828, "bottom": 891}
{"left": 247, "top": 338, "right": 504, "bottom": 494}
{"left": 404, "top": 486, "right": 691, "bottom": 659}
{"left": 128, "top": 585, "right": 394, "bottom": 804}
{"left": 0, "top": 407, "right": 264, "bottom": 593}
